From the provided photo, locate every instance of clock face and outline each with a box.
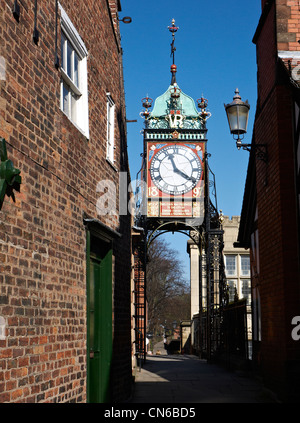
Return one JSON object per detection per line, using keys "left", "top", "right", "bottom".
{"left": 149, "top": 144, "right": 202, "bottom": 195}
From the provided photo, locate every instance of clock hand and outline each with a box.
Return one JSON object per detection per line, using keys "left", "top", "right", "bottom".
{"left": 168, "top": 155, "right": 197, "bottom": 182}
{"left": 168, "top": 154, "right": 187, "bottom": 176}
{"left": 175, "top": 169, "right": 197, "bottom": 183}
{"left": 168, "top": 154, "right": 177, "bottom": 171}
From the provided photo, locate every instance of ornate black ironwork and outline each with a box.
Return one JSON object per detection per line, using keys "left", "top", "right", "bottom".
{"left": 236, "top": 141, "right": 268, "bottom": 163}
{"left": 198, "top": 148, "right": 227, "bottom": 361}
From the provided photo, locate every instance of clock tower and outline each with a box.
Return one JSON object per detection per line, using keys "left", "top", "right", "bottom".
{"left": 134, "top": 19, "right": 226, "bottom": 363}
{"left": 140, "top": 20, "right": 210, "bottom": 224}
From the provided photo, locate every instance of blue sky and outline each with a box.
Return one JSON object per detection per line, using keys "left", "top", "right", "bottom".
{"left": 120, "top": 1, "right": 261, "bottom": 281}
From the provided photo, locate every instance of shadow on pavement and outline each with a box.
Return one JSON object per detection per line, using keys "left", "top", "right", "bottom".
{"left": 130, "top": 354, "right": 278, "bottom": 403}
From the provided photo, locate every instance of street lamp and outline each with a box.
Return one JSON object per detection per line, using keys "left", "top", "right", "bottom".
{"left": 225, "top": 89, "right": 267, "bottom": 162}
{"left": 224, "top": 88, "right": 250, "bottom": 148}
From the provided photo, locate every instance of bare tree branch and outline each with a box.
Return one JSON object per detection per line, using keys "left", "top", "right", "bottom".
{"left": 146, "top": 238, "right": 190, "bottom": 341}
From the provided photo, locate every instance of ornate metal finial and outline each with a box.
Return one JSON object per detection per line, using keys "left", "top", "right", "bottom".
{"left": 170, "top": 85, "right": 181, "bottom": 99}
{"left": 139, "top": 96, "right": 153, "bottom": 124}
{"left": 219, "top": 210, "right": 224, "bottom": 226}
{"left": 233, "top": 88, "right": 241, "bottom": 100}
{"left": 197, "top": 96, "right": 212, "bottom": 122}
{"left": 168, "top": 19, "right": 179, "bottom": 84}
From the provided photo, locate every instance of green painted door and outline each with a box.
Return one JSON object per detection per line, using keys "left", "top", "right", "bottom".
{"left": 87, "top": 247, "right": 112, "bottom": 403}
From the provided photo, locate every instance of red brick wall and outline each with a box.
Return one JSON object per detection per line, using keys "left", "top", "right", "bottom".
{"left": 256, "top": 1, "right": 277, "bottom": 107}
{"left": 252, "top": 0, "right": 300, "bottom": 400}
{"left": 0, "top": 0, "right": 131, "bottom": 403}
{"left": 276, "top": 0, "right": 300, "bottom": 51}
{"left": 254, "top": 87, "right": 295, "bottom": 394}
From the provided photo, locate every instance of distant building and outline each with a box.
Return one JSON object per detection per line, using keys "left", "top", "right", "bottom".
{"left": 187, "top": 216, "right": 251, "bottom": 356}
{"left": 222, "top": 216, "right": 252, "bottom": 356}
{"left": 223, "top": 216, "right": 251, "bottom": 305}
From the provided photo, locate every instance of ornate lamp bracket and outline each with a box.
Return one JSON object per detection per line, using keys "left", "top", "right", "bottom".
{"left": 236, "top": 140, "right": 268, "bottom": 163}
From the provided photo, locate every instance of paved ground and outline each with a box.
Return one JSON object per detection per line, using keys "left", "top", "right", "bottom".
{"left": 130, "top": 344, "right": 278, "bottom": 403}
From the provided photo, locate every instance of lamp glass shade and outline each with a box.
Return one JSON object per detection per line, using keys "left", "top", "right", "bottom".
{"left": 226, "top": 104, "right": 249, "bottom": 135}
{"left": 225, "top": 89, "right": 250, "bottom": 136}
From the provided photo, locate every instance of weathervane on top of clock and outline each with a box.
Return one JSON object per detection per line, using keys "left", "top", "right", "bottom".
{"left": 168, "top": 18, "right": 179, "bottom": 85}
{"left": 168, "top": 18, "right": 179, "bottom": 63}
{"left": 140, "top": 19, "right": 211, "bottom": 129}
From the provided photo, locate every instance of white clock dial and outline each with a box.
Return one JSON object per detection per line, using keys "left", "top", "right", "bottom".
{"left": 150, "top": 145, "right": 202, "bottom": 195}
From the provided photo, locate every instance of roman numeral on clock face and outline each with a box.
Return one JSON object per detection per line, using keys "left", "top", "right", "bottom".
{"left": 149, "top": 144, "right": 202, "bottom": 195}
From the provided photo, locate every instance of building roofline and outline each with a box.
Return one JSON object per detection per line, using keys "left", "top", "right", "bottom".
{"left": 252, "top": 0, "right": 275, "bottom": 45}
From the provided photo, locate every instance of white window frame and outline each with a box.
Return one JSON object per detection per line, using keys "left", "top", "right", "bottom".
{"left": 240, "top": 255, "right": 250, "bottom": 276}
{"left": 106, "top": 93, "right": 115, "bottom": 164}
{"left": 59, "top": 3, "right": 89, "bottom": 138}
{"left": 225, "top": 255, "right": 237, "bottom": 277}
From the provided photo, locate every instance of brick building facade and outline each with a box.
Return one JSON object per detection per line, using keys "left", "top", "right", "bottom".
{"left": 237, "top": 0, "right": 300, "bottom": 402}
{"left": 0, "top": 0, "right": 132, "bottom": 402}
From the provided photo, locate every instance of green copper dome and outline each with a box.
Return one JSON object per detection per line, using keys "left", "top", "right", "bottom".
{"left": 146, "top": 79, "right": 204, "bottom": 130}
{"left": 151, "top": 83, "right": 199, "bottom": 118}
